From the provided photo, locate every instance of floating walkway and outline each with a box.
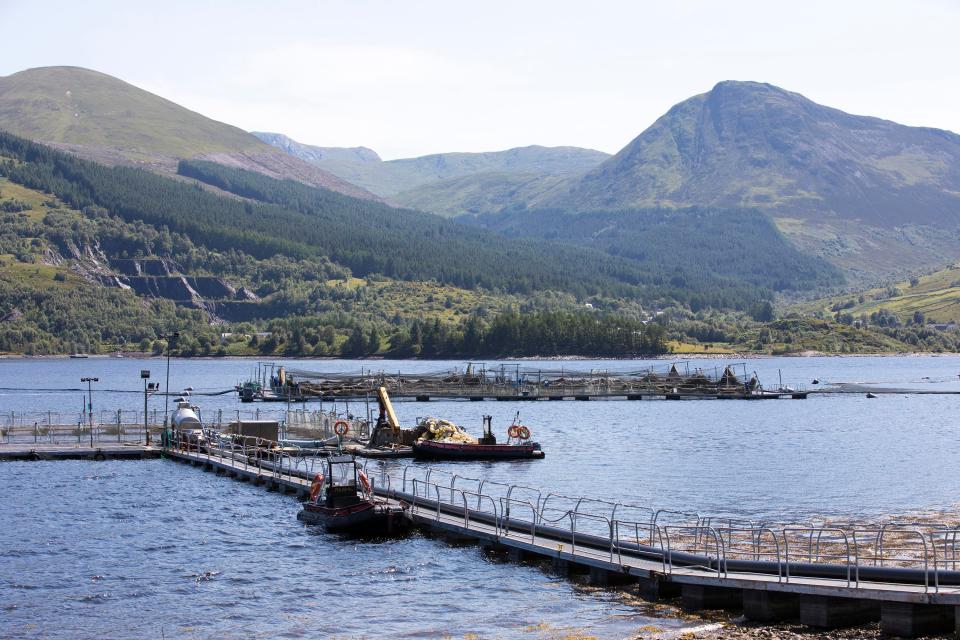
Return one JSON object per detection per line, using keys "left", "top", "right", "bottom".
{"left": 0, "top": 443, "right": 160, "bottom": 461}
{"left": 161, "top": 436, "right": 960, "bottom": 638}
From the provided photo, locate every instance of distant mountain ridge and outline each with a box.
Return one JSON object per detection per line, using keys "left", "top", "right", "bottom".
{"left": 253, "top": 132, "right": 381, "bottom": 164}
{"left": 253, "top": 131, "right": 610, "bottom": 197}
{"left": 0, "top": 66, "right": 378, "bottom": 200}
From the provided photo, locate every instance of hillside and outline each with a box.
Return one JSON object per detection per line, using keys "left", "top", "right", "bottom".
{"left": 253, "top": 131, "right": 609, "bottom": 196}
{"left": 1, "top": 130, "right": 734, "bottom": 306}
{"left": 0, "top": 66, "right": 376, "bottom": 199}
{"left": 390, "top": 172, "right": 565, "bottom": 217}
{"left": 797, "top": 263, "right": 960, "bottom": 325}
{"left": 1, "top": 154, "right": 951, "bottom": 357}
{"left": 470, "top": 207, "right": 843, "bottom": 305}
{"left": 0, "top": 161, "right": 670, "bottom": 357}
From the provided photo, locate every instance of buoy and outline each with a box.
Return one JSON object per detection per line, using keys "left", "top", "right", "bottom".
{"left": 812, "top": 379, "right": 820, "bottom": 384}
{"left": 866, "top": 392, "right": 877, "bottom": 399}
{"left": 309, "top": 473, "right": 324, "bottom": 502}
{"left": 358, "top": 469, "right": 372, "bottom": 494}
{"left": 333, "top": 420, "right": 350, "bottom": 436}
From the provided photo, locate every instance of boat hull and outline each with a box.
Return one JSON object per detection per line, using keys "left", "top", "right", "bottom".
{"left": 297, "top": 500, "right": 408, "bottom": 535}
{"left": 412, "top": 441, "right": 544, "bottom": 460}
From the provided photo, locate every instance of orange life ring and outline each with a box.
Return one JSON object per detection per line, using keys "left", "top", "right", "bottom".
{"left": 517, "top": 425, "right": 531, "bottom": 440}
{"left": 358, "top": 469, "right": 372, "bottom": 494}
{"left": 309, "top": 473, "right": 324, "bottom": 502}
{"left": 507, "top": 425, "right": 520, "bottom": 438}
{"left": 333, "top": 420, "right": 350, "bottom": 436}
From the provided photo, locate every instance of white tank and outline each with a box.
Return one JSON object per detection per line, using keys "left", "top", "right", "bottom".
{"left": 171, "top": 399, "right": 201, "bottom": 429}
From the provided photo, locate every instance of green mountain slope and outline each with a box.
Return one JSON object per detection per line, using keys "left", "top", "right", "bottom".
{"left": 471, "top": 207, "right": 843, "bottom": 303}
{"left": 253, "top": 131, "right": 609, "bottom": 196}
{"left": 0, "top": 66, "right": 376, "bottom": 199}
{"left": 796, "top": 263, "right": 960, "bottom": 325}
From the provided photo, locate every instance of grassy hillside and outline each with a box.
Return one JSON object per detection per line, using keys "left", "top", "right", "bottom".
{"left": 796, "top": 263, "right": 960, "bottom": 324}
{"left": 0, "top": 66, "right": 377, "bottom": 199}
{"left": 0, "top": 66, "right": 260, "bottom": 158}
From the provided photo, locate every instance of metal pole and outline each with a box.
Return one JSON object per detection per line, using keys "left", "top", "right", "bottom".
{"left": 80, "top": 377, "right": 98, "bottom": 446}
{"left": 163, "top": 332, "right": 179, "bottom": 428}
{"left": 164, "top": 349, "right": 171, "bottom": 426}
{"left": 144, "top": 378, "right": 149, "bottom": 445}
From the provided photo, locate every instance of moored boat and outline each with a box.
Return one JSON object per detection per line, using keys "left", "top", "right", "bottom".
{"left": 412, "top": 439, "right": 544, "bottom": 460}
{"left": 297, "top": 455, "right": 409, "bottom": 535}
{"left": 411, "top": 414, "right": 544, "bottom": 461}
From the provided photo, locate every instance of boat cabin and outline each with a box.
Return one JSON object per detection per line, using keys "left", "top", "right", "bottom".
{"left": 318, "top": 455, "right": 366, "bottom": 508}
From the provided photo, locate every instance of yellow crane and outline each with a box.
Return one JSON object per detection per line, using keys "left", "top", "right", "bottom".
{"left": 376, "top": 386, "right": 400, "bottom": 433}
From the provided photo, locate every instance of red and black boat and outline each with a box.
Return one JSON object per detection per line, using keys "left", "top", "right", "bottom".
{"left": 412, "top": 415, "right": 545, "bottom": 461}
{"left": 297, "top": 455, "right": 409, "bottom": 535}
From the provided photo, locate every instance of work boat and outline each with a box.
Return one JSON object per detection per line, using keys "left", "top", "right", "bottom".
{"left": 297, "top": 455, "right": 409, "bottom": 535}
{"left": 411, "top": 414, "right": 545, "bottom": 461}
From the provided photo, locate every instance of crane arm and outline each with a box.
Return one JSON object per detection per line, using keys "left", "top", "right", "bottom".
{"left": 377, "top": 386, "right": 401, "bottom": 433}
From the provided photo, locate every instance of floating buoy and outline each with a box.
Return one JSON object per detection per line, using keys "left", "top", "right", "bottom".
{"left": 812, "top": 379, "right": 820, "bottom": 385}
{"left": 866, "top": 392, "right": 877, "bottom": 399}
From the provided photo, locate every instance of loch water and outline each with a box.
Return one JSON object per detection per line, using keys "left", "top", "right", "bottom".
{"left": 2, "top": 355, "right": 959, "bottom": 639}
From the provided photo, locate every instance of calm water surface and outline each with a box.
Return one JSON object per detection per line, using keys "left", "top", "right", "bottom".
{"left": 2, "top": 355, "right": 959, "bottom": 638}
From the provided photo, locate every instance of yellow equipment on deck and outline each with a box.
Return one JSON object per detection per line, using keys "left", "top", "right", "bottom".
{"left": 377, "top": 386, "right": 401, "bottom": 433}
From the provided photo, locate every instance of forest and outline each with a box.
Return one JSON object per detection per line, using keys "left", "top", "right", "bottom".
{"left": 470, "top": 206, "right": 844, "bottom": 309}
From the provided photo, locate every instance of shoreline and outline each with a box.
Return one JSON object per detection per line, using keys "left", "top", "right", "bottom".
{"left": 0, "top": 351, "right": 957, "bottom": 361}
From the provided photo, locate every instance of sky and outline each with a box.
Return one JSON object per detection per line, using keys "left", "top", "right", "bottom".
{"left": 1, "top": 0, "right": 958, "bottom": 159}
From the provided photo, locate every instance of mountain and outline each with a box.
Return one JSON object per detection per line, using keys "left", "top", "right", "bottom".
{"left": 524, "top": 81, "right": 960, "bottom": 281}
{"left": 0, "top": 66, "right": 376, "bottom": 200}
{"left": 253, "top": 131, "right": 610, "bottom": 197}
{"left": 544, "top": 81, "right": 960, "bottom": 220}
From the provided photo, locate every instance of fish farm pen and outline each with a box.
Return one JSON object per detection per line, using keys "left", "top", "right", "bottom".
{"left": 243, "top": 361, "right": 809, "bottom": 402}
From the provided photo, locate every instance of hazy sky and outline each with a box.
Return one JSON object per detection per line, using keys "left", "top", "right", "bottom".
{"left": 1, "top": 0, "right": 957, "bottom": 159}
